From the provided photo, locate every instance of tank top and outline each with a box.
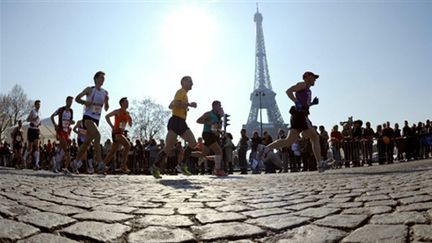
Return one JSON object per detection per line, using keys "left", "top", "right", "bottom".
{"left": 203, "top": 111, "right": 220, "bottom": 133}
{"left": 29, "top": 109, "right": 41, "bottom": 129}
{"left": 295, "top": 86, "right": 312, "bottom": 111}
{"left": 55, "top": 106, "right": 73, "bottom": 132}
{"left": 83, "top": 87, "right": 108, "bottom": 120}
{"left": 113, "top": 110, "right": 130, "bottom": 134}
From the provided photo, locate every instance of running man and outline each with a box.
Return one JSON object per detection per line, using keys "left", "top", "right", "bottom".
{"left": 25, "top": 100, "right": 41, "bottom": 170}
{"left": 103, "top": 97, "right": 132, "bottom": 174}
{"left": 72, "top": 71, "right": 109, "bottom": 173}
{"left": 151, "top": 76, "right": 198, "bottom": 179}
{"left": 196, "top": 100, "right": 226, "bottom": 176}
{"left": 267, "top": 71, "right": 328, "bottom": 172}
{"left": 11, "top": 120, "right": 24, "bottom": 169}
{"left": 72, "top": 120, "right": 88, "bottom": 173}
{"left": 50, "top": 96, "right": 75, "bottom": 174}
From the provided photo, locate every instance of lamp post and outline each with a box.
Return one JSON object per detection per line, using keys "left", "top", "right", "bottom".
{"left": 255, "top": 91, "right": 265, "bottom": 137}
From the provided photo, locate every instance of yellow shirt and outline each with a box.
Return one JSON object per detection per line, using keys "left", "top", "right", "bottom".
{"left": 172, "top": 88, "right": 188, "bottom": 119}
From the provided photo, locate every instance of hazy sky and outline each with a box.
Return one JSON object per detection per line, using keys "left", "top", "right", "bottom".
{"left": 1, "top": 0, "right": 431, "bottom": 142}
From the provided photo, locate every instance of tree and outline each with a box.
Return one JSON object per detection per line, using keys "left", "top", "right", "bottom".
{"left": 0, "top": 85, "right": 33, "bottom": 140}
{"left": 129, "top": 97, "right": 170, "bottom": 142}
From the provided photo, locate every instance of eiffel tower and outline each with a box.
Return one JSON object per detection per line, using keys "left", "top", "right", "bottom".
{"left": 242, "top": 7, "right": 288, "bottom": 138}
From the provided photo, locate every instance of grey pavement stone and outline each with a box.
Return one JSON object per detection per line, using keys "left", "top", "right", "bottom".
{"left": 428, "top": 209, "right": 432, "bottom": 218}
{"left": 333, "top": 192, "right": 362, "bottom": 198}
{"left": 241, "top": 208, "right": 291, "bottom": 218}
{"left": 292, "top": 207, "right": 340, "bottom": 219}
{"left": 365, "top": 199, "right": 398, "bottom": 207}
{"left": 342, "top": 224, "right": 407, "bottom": 243}
{"left": 354, "top": 194, "right": 390, "bottom": 201}
{"left": 313, "top": 214, "right": 368, "bottom": 229}
{"left": 127, "top": 201, "right": 162, "bottom": 208}
{"left": 318, "top": 197, "right": 352, "bottom": 203}
{"left": 191, "top": 222, "right": 265, "bottom": 241}
{"left": 246, "top": 201, "right": 292, "bottom": 209}
{"left": 136, "top": 215, "right": 194, "bottom": 227}
{"left": 72, "top": 210, "right": 134, "bottom": 223}
{"left": 92, "top": 205, "right": 138, "bottom": 213}
{"left": 0, "top": 219, "right": 40, "bottom": 241}
{"left": 245, "top": 214, "right": 309, "bottom": 231}
{"left": 341, "top": 206, "right": 393, "bottom": 215}
{"left": 370, "top": 211, "right": 428, "bottom": 225}
{"left": 0, "top": 204, "right": 40, "bottom": 218}
{"left": 397, "top": 202, "right": 432, "bottom": 212}
{"left": 326, "top": 202, "right": 363, "bottom": 208}
{"left": 389, "top": 191, "right": 428, "bottom": 199}
{"left": 128, "top": 226, "right": 195, "bottom": 243}
{"left": 17, "top": 233, "right": 79, "bottom": 243}
{"left": 217, "top": 204, "right": 251, "bottom": 212}
{"left": 22, "top": 199, "right": 86, "bottom": 215}
{"left": 285, "top": 201, "right": 325, "bottom": 211}
{"left": 399, "top": 195, "right": 432, "bottom": 205}
{"left": 277, "top": 225, "right": 347, "bottom": 243}
{"left": 61, "top": 221, "right": 131, "bottom": 242}
{"left": 412, "top": 225, "right": 432, "bottom": 242}
{"left": 177, "top": 207, "right": 218, "bottom": 215}
{"left": 163, "top": 202, "right": 204, "bottom": 208}
{"left": 17, "top": 212, "right": 76, "bottom": 231}
{"left": 195, "top": 211, "right": 247, "bottom": 224}
{"left": 134, "top": 208, "right": 175, "bottom": 215}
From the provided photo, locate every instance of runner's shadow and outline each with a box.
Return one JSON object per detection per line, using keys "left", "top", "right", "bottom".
{"left": 159, "top": 179, "right": 204, "bottom": 190}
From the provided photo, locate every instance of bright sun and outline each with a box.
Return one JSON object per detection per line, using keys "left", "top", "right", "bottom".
{"left": 162, "top": 6, "right": 217, "bottom": 71}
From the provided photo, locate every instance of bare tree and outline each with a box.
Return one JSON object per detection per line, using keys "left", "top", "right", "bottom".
{"left": 129, "top": 97, "right": 170, "bottom": 142}
{"left": 0, "top": 85, "right": 33, "bottom": 139}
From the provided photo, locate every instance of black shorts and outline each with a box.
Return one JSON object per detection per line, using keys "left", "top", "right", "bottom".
{"left": 13, "top": 142, "right": 23, "bottom": 150}
{"left": 27, "top": 128, "right": 40, "bottom": 143}
{"left": 167, "top": 116, "right": 189, "bottom": 136}
{"left": 289, "top": 106, "right": 312, "bottom": 132}
{"left": 202, "top": 131, "right": 219, "bottom": 146}
{"left": 83, "top": 115, "right": 100, "bottom": 128}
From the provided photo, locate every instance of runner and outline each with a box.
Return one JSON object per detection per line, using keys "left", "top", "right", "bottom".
{"left": 50, "top": 96, "right": 75, "bottom": 175}
{"left": 267, "top": 71, "right": 328, "bottom": 172}
{"left": 72, "top": 71, "right": 109, "bottom": 173}
{"left": 196, "top": 100, "right": 226, "bottom": 176}
{"left": 103, "top": 97, "right": 132, "bottom": 174}
{"left": 11, "top": 120, "right": 24, "bottom": 169}
{"left": 151, "top": 76, "right": 198, "bottom": 179}
{"left": 24, "top": 100, "right": 41, "bottom": 170}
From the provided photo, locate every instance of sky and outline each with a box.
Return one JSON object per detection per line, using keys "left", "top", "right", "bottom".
{"left": 1, "top": 0, "right": 431, "bottom": 143}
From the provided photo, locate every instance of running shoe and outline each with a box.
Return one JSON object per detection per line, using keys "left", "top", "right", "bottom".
{"left": 176, "top": 164, "right": 192, "bottom": 176}
{"left": 150, "top": 165, "right": 162, "bottom": 179}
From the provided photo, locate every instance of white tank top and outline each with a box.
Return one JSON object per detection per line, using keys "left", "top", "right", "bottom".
{"left": 83, "top": 87, "right": 107, "bottom": 120}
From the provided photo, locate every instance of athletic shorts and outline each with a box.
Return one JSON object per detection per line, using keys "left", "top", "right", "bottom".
{"left": 82, "top": 115, "right": 100, "bottom": 128}
{"left": 202, "top": 131, "right": 219, "bottom": 146}
{"left": 167, "top": 116, "right": 189, "bottom": 136}
{"left": 289, "top": 106, "right": 312, "bottom": 132}
{"left": 111, "top": 133, "right": 124, "bottom": 143}
{"left": 13, "top": 142, "right": 23, "bottom": 150}
{"left": 56, "top": 129, "right": 71, "bottom": 142}
{"left": 27, "top": 128, "right": 40, "bottom": 143}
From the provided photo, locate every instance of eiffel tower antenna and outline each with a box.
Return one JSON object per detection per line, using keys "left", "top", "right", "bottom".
{"left": 242, "top": 7, "right": 288, "bottom": 138}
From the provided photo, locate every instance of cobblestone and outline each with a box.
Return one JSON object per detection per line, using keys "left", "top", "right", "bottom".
{"left": 1, "top": 159, "right": 432, "bottom": 242}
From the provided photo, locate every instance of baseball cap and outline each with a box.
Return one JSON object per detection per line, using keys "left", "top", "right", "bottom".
{"left": 303, "top": 71, "right": 319, "bottom": 79}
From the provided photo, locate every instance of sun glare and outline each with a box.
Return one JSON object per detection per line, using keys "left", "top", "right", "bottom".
{"left": 162, "top": 6, "right": 217, "bottom": 71}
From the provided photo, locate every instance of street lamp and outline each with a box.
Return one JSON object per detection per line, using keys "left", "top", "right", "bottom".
{"left": 255, "top": 91, "right": 265, "bottom": 137}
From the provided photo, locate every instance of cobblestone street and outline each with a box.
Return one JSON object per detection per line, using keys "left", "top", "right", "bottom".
{"left": 1, "top": 159, "right": 432, "bottom": 243}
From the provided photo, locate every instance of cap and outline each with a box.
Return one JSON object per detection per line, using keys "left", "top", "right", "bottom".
{"left": 303, "top": 71, "right": 319, "bottom": 79}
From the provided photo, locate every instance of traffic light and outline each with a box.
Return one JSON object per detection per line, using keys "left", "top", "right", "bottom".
{"left": 223, "top": 114, "right": 230, "bottom": 131}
